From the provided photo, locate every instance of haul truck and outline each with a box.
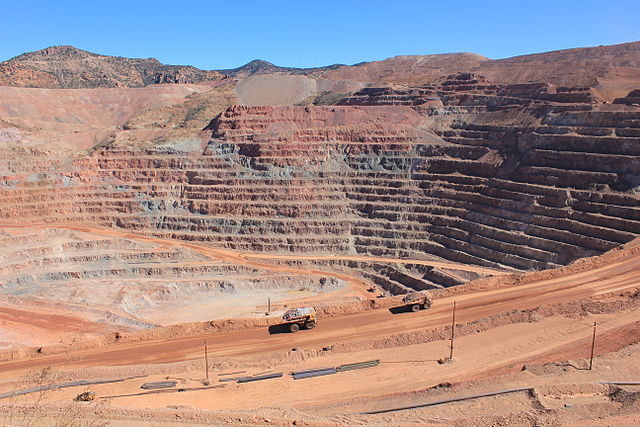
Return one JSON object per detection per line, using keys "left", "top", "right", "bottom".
{"left": 280, "top": 307, "right": 317, "bottom": 333}
{"left": 402, "top": 291, "right": 432, "bottom": 312}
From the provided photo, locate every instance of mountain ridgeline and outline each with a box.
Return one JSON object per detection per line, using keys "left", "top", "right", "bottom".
{"left": 0, "top": 46, "right": 343, "bottom": 88}
{"left": 1, "top": 41, "right": 640, "bottom": 97}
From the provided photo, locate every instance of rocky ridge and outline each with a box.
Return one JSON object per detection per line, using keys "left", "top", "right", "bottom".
{"left": 0, "top": 46, "right": 343, "bottom": 89}
{"left": 3, "top": 41, "right": 640, "bottom": 94}
{"left": 0, "top": 45, "right": 223, "bottom": 88}
{"left": 219, "top": 59, "right": 343, "bottom": 78}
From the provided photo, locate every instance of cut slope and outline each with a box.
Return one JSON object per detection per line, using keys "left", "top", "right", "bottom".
{"left": 324, "top": 52, "right": 489, "bottom": 85}
{"left": 0, "top": 79, "right": 637, "bottom": 297}
{"left": 0, "top": 225, "right": 354, "bottom": 347}
{"left": 323, "top": 41, "right": 640, "bottom": 100}
{"left": 0, "top": 42, "right": 638, "bottom": 354}
{"left": 0, "top": 236, "right": 637, "bottom": 369}
{"left": 235, "top": 74, "right": 318, "bottom": 106}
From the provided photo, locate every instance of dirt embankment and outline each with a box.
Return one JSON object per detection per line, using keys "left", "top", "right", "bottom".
{"left": 430, "top": 238, "right": 640, "bottom": 299}
{"left": 0, "top": 298, "right": 396, "bottom": 363}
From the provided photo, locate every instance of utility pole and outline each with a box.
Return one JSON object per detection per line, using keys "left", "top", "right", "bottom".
{"left": 449, "top": 301, "right": 457, "bottom": 361}
{"left": 589, "top": 321, "right": 597, "bottom": 370}
{"left": 204, "top": 340, "right": 210, "bottom": 383}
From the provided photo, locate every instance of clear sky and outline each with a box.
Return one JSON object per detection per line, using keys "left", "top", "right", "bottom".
{"left": 1, "top": 0, "right": 639, "bottom": 69}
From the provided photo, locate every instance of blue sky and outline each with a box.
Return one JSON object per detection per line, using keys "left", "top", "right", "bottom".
{"left": 1, "top": 0, "right": 639, "bottom": 69}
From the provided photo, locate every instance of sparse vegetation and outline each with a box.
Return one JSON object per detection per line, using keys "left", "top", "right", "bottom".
{"left": 311, "top": 91, "right": 350, "bottom": 105}
{"left": 295, "top": 91, "right": 350, "bottom": 106}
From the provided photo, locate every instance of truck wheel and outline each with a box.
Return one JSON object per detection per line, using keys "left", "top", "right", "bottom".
{"left": 305, "top": 321, "right": 316, "bottom": 329}
{"left": 423, "top": 303, "right": 431, "bottom": 310}
{"left": 289, "top": 323, "right": 299, "bottom": 333}
{"left": 411, "top": 304, "right": 420, "bottom": 312}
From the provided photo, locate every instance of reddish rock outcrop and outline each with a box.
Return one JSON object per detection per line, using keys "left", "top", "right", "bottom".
{"left": 1, "top": 84, "right": 638, "bottom": 294}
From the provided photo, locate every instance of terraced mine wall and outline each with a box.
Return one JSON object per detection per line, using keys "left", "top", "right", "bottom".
{"left": 1, "top": 75, "right": 638, "bottom": 294}
{"left": 0, "top": 228, "right": 341, "bottom": 326}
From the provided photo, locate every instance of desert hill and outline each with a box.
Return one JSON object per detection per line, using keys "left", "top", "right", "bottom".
{"left": 219, "top": 58, "right": 343, "bottom": 78}
{"left": 3, "top": 41, "right": 640, "bottom": 98}
{"left": 324, "top": 52, "right": 489, "bottom": 85}
{"left": 324, "top": 41, "right": 640, "bottom": 99}
{"left": 480, "top": 41, "right": 640, "bottom": 99}
{"left": 0, "top": 46, "right": 343, "bottom": 89}
{"left": 0, "top": 45, "right": 223, "bottom": 88}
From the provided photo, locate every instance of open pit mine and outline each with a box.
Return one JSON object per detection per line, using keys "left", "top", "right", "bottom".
{"left": 0, "top": 43, "right": 639, "bottom": 425}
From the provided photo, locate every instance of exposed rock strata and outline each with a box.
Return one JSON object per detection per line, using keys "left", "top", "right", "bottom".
{"left": 1, "top": 73, "right": 638, "bottom": 296}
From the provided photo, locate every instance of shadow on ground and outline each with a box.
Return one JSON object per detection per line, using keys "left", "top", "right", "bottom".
{"left": 388, "top": 305, "right": 412, "bottom": 315}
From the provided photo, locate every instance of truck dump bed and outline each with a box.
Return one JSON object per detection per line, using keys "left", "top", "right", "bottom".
{"left": 402, "top": 292, "right": 424, "bottom": 304}
{"left": 282, "top": 307, "right": 316, "bottom": 321}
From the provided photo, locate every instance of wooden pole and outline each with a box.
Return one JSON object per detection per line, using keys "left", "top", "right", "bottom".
{"left": 449, "top": 301, "right": 456, "bottom": 360}
{"left": 589, "top": 321, "right": 597, "bottom": 370}
{"left": 204, "top": 340, "right": 209, "bottom": 381}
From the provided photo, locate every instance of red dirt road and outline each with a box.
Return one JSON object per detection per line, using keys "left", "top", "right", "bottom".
{"left": 0, "top": 226, "right": 637, "bottom": 377}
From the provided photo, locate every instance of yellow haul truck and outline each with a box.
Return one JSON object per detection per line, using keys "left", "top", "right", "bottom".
{"left": 402, "top": 291, "right": 433, "bottom": 312}
{"left": 280, "top": 307, "right": 317, "bottom": 333}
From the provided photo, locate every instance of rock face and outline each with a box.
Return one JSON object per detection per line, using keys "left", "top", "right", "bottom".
{"left": 1, "top": 74, "right": 638, "bottom": 295}
{"left": 0, "top": 42, "right": 639, "bottom": 300}
{"left": 614, "top": 89, "right": 640, "bottom": 106}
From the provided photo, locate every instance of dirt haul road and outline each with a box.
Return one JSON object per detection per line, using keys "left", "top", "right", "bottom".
{"left": 0, "top": 226, "right": 638, "bottom": 377}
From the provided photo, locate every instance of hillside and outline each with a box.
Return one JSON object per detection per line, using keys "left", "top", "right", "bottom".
{"left": 323, "top": 52, "right": 489, "bottom": 85}
{"left": 219, "top": 58, "right": 343, "bottom": 78}
{"left": 479, "top": 41, "right": 640, "bottom": 99}
{"left": 3, "top": 41, "right": 639, "bottom": 97}
{"left": 0, "top": 47, "right": 344, "bottom": 88}
{"left": 323, "top": 41, "right": 640, "bottom": 100}
{"left": 0, "top": 45, "right": 223, "bottom": 88}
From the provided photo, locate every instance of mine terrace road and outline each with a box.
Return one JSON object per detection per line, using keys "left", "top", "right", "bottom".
{"left": 0, "top": 224, "right": 510, "bottom": 301}
{"left": 0, "top": 225, "right": 638, "bottom": 376}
